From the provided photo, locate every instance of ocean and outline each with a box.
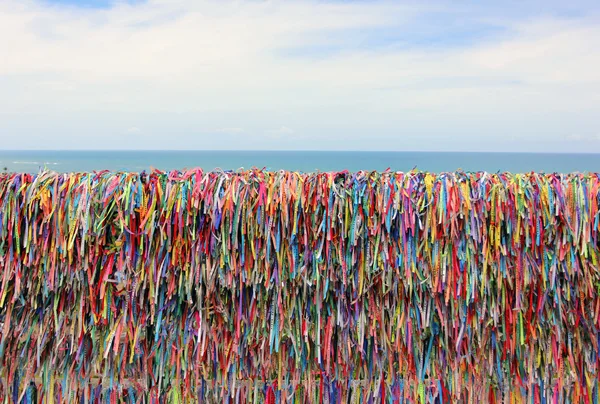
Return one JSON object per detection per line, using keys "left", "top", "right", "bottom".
{"left": 0, "top": 150, "right": 599, "bottom": 173}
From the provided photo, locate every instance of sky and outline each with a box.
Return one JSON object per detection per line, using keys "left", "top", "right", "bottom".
{"left": 0, "top": 0, "right": 599, "bottom": 152}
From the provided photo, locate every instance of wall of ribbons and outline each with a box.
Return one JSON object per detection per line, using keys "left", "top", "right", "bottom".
{"left": 0, "top": 169, "right": 599, "bottom": 402}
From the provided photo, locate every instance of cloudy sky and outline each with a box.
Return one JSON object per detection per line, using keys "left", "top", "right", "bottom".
{"left": 0, "top": 0, "right": 599, "bottom": 151}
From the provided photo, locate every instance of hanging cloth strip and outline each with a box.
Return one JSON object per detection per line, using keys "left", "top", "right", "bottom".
{"left": 0, "top": 169, "right": 599, "bottom": 402}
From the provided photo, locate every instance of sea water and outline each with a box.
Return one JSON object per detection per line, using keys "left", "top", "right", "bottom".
{"left": 0, "top": 150, "right": 599, "bottom": 173}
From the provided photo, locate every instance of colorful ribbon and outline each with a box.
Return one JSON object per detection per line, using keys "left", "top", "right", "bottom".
{"left": 0, "top": 169, "right": 599, "bottom": 402}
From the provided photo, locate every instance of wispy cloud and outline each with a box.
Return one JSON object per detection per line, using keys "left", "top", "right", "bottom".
{"left": 266, "top": 126, "right": 295, "bottom": 139}
{"left": 216, "top": 127, "right": 245, "bottom": 134}
{"left": 0, "top": 0, "right": 598, "bottom": 151}
{"left": 565, "top": 134, "right": 600, "bottom": 142}
{"left": 126, "top": 126, "right": 142, "bottom": 134}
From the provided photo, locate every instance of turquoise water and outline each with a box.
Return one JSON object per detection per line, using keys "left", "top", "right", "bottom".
{"left": 0, "top": 150, "right": 598, "bottom": 173}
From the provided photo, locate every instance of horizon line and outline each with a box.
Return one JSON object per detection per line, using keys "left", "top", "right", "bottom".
{"left": 2, "top": 149, "right": 600, "bottom": 155}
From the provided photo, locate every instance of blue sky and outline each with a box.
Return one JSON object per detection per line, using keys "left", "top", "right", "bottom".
{"left": 41, "top": 0, "right": 140, "bottom": 7}
{"left": 0, "top": 0, "right": 599, "bottom": 151}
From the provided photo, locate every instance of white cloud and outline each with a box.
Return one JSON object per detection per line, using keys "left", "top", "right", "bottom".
{"left": 565, "top": 134, "right": 600, "bottom": 142}
{"left": 0, "top": 0, "right": 598, "bottom": 151}
{"left": 216, "top": 127, "right": 245, "bottom": 134}
{"left": 126, "top": 126, "right": 142, "bottom": 134}
{"left": 266, "top": 126, "right": 295, "bottom": 139}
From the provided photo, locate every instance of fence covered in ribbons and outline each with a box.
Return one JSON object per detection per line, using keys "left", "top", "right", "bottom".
{"left": 0, "top": 169, "right": 599, "bottom": 402}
